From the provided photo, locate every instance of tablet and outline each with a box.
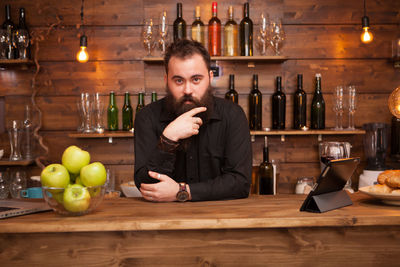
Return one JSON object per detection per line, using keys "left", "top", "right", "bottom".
{"left": 300, "top": 157, "right": 360, "bottom": 213}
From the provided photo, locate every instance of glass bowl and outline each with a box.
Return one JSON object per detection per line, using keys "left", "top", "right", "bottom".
{"left": 42, "top": 185, "right": 105, "bottom": 216}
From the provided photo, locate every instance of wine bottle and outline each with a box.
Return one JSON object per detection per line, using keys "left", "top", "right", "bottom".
{"left": 293, "top": 74, "right": 307, "bottom": 129}
{"left": 208, "top": 2, "right": 221, "bottom": 56}
{"left": 272, "top": 76, "right": 286, "bottom": 129}
{"left": 240, "top": 2, "right": 253, "bottom": 56}
{"left": 122, "top": 92, "right": 133, "bottom": 131}
{"left": 258, "top": 136, "right": 274, "bottom": 195}
{"left": 2, "top": 5, "right": 15, "bottom": 59}
{"left": 249, "top": 74, "right": 262, "bottom": 130}
{"left": 151, "top": 91, "right": 157, "bottom": 103}
{"left": 311, "top": 73, "right": 325, "bottom": 129}
{"left": 225, "top": 74, "right": 238, "bottom": 104}
{"left": 17, "top": 8, "right": 30, "bottom": 59}
{"left": 136, "top": 92, "right": 145, "bottom": 113}
{"left": 224, "top": 6, "right": 238, "bottom": 56}
{"left": 173, "top": 3, "right": 186, "bottom": 42}
{"left": 107, "top": 91, "right": 118, "bottom": 131}
{"left": 191, "top": 6, "right": 205, "bottom": 46}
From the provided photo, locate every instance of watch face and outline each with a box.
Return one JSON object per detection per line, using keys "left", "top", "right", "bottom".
{"left": 176, "top": 191, "right": 189, "bottom": 202}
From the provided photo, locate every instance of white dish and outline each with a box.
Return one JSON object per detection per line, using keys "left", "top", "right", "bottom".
{"left": 120, "top": 181, "right": 142, "bottom": 197}
{"left": 359, "top": 186, "right": 400, "bottom": 206}
{"left": 0, "top": 149, "right": 3, "bottom": 159}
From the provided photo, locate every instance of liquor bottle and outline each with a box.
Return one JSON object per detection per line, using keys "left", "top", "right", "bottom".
{"left": 272, "top": 76, "right": 286, "bottom": 129}
{"left": 136, "top": 92, "right": 145, "bottom": 113}
{"left": 293, "top": 74, "right": 307, "bottom": 129}
{"left": 17, "top": 8, "right": 30, "bottom": 59}
{"left": 249, "top": 74, "right": 262, "bottom": 130}
{"left": 122, "top": 92, "right": 133, "bottom": 131}
{"left": 191, "top": 6, "right": 205, "bottom": 46}
{"left": 258, "top": 136, "right": 274, "bottom": 195}
{"left": 173, "top": 3, "right": 186, "bottom": 41}
{"left": 2, "top": 5, "right": 15, "bottom": 59}
{"left": 151, "top": 91, "right": 157, "bottom": 103}
{"left": 240, "top": 2, "right": 253, "bottom": 56}
{"left": 224, "top": 6, "right": 238, "bottom": 56}
{"left": 22, "top": 105, "right": 33, "bottom": 160}
{"left": 225, "top": 74, "right": 238, "bottom": 104}
{"left": 311, "top": 73, "right": 325, "bottom": 129}
{"left": 208, "top": 2, "right": 221, "bottom": 56}
{"left": 107, "top": 91, "right": 118, "bottom": 131}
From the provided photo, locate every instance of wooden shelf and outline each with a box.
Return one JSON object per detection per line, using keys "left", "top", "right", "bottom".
{"left": 250, "top": 129, "right": 366, "bottom": 135}
{"left": 0, "top": 159, "right": 34, "bottom": 166}
{"left": 0, "top": 59, "right": 34, "bottom": 65}
{"left": 143, "top": 55, "right": 287, "bottom": 63}
{"left": 68, "top": 131, "right": 134, "bottom": 138}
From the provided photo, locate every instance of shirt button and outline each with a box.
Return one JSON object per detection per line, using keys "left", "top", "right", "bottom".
{"left": 189, "top": 156, "right": 193, "bottom": 160}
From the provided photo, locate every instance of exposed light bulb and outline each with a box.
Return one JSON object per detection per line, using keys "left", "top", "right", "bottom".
{"left": 76, "top": 35, "right": 89, "bottom": 63}
{"left": 361, "top": 27, "right": 373, "bottom": 44}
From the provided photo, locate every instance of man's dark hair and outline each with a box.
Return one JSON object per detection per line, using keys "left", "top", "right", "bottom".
{"left": 164, "top": 39, "right": 211, "bottom": 74}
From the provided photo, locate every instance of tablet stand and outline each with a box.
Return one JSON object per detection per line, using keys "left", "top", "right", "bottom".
{"left": 302, "top": 190, "right": 352, "bottom": 213}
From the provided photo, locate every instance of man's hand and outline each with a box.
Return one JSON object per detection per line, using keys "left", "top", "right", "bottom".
{"left": 140, "top": 171, "right": 180, "bottom": 202}
{"left": 162, "top": 107, "right": 207, "bottom": 142}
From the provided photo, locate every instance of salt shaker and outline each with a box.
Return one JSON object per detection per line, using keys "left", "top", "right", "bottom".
{"left": 295, "top": 177, "right": 314, "bottom": 194}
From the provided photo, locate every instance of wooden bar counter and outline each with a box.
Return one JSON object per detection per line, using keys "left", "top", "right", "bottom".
{"left": 1, "top": 194, "right": 400, "bottom": 266}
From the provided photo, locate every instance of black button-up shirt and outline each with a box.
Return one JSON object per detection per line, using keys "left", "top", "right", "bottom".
{"left": 134, "top": 96, "right": 252, "bottom": 201}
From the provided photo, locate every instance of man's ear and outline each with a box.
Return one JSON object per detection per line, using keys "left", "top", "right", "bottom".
{"left": 209, "top": 70, "right": 214, "bottom": 83}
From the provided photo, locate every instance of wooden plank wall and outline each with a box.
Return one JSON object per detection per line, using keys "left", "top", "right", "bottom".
{"left": 0, "top": 0, "right": 399, "bottom": 194}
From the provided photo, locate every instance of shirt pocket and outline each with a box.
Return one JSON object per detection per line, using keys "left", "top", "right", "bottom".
{"left": 200, "top": 146, "right": 224, "bottom": 179}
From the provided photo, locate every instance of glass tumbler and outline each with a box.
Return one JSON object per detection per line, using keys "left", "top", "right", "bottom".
{"left": 93, "top": 93, "right": 105, "bottom": 133}
{"left": 8, "top": 120, "right": 23, "bottom": 161}
{"left": 10, "top": 170, "right": 27, "bottom": 199}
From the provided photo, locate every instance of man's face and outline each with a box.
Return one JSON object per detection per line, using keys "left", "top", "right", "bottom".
{"left": 165, "top": 53, "right": 213, "bottom": 114}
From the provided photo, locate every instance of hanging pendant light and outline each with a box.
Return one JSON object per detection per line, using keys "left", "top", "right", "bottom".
{"left": 76, "top": 0, "right": 89, "bottom": 63}
{"left": 360, "top": 0, "right": 373, "bottom": 44}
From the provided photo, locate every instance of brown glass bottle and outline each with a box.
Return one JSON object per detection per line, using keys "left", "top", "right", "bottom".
{"left": 225, "top": 74, "right": 238, "bottom": 104}
{"left": 208, "top": 2, "right": 221, "bottom": 56}
{"left": 310, "top": 74, "right": 325, "bottom": 129}
{"left": 258, "top": 136, "right": 274, "bottom": 195}
{"left": 173, "top": 3, "right": 186, "bottom": 41}
{"left": 272, "top": 76, "right": 286, "bottom": 129}
{"left": 249, "top": 74, "right": 262, "bottom": 130}
{"left": 293, "top": 74, "right": 307, "bottom": 129}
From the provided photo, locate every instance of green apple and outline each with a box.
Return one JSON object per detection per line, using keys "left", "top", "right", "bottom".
{"left": 80, "top": 162, "right": 107, "bottom": 187}
{"left": 63, "top": 184, "right": 91, "bottom": 212}
{"left": 41, "top": 164, "right": 70, "bottom": 190}
{"left": 62, "top": 145, "right": 91, "bottom": 174}
{"left": 75, "top": 176, "right": 83, "bottom": 186}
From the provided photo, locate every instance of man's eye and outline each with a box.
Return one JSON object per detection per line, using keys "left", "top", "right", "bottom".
{"left": 193, "top": 77, "right": 201, "bottom": 83}
{"left": 175, "top": 79, "right": 183, "bottom": 84}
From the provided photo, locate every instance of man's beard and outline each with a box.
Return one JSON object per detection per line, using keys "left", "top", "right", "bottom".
{"left": 165, "top": 85, "right": 214, "bottom": 150}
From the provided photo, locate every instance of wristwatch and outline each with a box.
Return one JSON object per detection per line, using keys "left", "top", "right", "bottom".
{"left": 176, "top": 182, "right": 189, "bottom": 202}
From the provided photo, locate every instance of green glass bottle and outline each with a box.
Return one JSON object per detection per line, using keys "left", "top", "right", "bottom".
{"left": 122, "top": 92, "right": 133, "bottom": 131}
{"left": 107, "top": 91, "right": 118, "bottom": 131}
{"left": 136, "top": 92, "right": 145, "bottom": 113}
{"left": 225, "top": 74, "right": 238, "bottom": 104}
{"left": 258, "top": 136, "right": 274, "bottom": 195}
{"left": 151, "top": 91, "right": 157, "bottom": 103}
{"left": 311, "top": 73, "right": 325, "bottom": 129}
{"left": 293, "top": 74, "right": 307, "bottom": 129}
{"left": 240, "top": 2, "right": 253, "bottom": 56}
{"left": 272, "top": 76, "right": 286, "bottom": 130}
{"left": 249, "top": 74, "right": 262, "bottom": 130}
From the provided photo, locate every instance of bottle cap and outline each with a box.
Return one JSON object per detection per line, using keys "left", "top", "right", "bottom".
{"left": 315, "top": 73, "right": 321, "bottom": 78}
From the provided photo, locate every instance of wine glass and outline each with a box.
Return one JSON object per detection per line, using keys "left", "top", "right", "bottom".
{"left": 268, "top": 19, "right": 285, "bottom": 55}
{"left": 332, "top": 85, "right": 344, "bottom": 130}
{"left": 346, "top": 85, "right": 357, "bottom": 130}
{"left": 142, "top": 19, "right": 156, "bottom": 56}
{"left": 319, "top": 141, "right": 349, "bottom": 170}
{"left": 257, "top": 13, "right": 269, "bottom": 55}
{"left": 15, "top": 29, "right": 30, "bottom": 59}
{"left": 158, "top": 11, "right": 169, "bottom": 55}
{"left": 0, "top": 29, "right": 8, "bottom": 59}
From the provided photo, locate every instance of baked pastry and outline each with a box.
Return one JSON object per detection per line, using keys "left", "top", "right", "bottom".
{"left": 391, "top": 189, "right": 400, "bottom": 195}
{"left": 369, "top": 184, "right": 393, "bottom": 194}
{"left": 377, "top": 170, "right": 400, "bottom": 185}
{"left": 386, "top": 175, "right": 400, "bottom": 189}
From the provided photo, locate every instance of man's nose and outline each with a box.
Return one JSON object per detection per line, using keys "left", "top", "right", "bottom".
{"left": 183, "top": 81, "right": 193, "bottom": 95}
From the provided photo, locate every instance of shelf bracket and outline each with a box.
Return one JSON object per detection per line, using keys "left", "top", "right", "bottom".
{"left": 251, "top": 135, "right": 255, "bottom": 142}
{"left": 280, "top": 135, "right": 285, "bottom": 142}
{"left": 318, "top": 134, "right": 322, "bottom": 142}
{"left": 247, "top": 62, "right": 255, "bottom": 68}
{"left": 108, "top": 137, "right": 113, "bottom": 144}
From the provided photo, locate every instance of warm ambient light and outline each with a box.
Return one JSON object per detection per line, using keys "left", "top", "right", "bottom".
{"left": 360, "top": 0, "right": 373, "bottom": 44}
{"left": 388, "top": 86, "right": 400, "bottom": 118}
{"left": 76, "top": 35, "right": 89, "bottom": 63}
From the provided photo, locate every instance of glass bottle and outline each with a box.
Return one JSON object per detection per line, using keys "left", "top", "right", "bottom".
{"left": 107, "top": 91, "right": 118, "bottom": 131}
{"left": 122, "top": 92, "right": 133, "bottom": 131}
{"left": 240, "top": 2, "right": 253, "bottom": 56}
{"left": 272, "top": 76, "right": 286, "bottom": 129}
{"left": 17, "top": 8, "right": 30, "bottom": 59}
{"left": 258, "top": 137, "right": 274, "bottom": 195}
{"left": 0, "top": 171, "right": 9, "bottom": 199}
{"left": 249, "top": 74, "right": 262, "bottom": 130}
{"left": 22, "top": 105, "right": 34, "bottom": 160}
{"left": 10, "top": 170, "right": 27, "bottom": 199}
{"left": 293, "top": 74, "right": 307, "bottom": 129}
{"left": 311, "top": 73, "right": 325, "bottom": 129}
{"left": 151, "top": 91, "right": 158, "bottom": 103}
{"left": 2, "top": 5, "right": 15, "bottom": 59}
{"left": 136, "top": 92, "right": 145, "bottom": 113}
{"left": 173, "top": 3, "right": 186, "bottom": 41}
{"left": 208, "top": 2, "right": 221, "bottom": 56}
{"left": 224, "top": 6, "right": 238, "bottom": 56}
{"left": 225, "top": 74, "right": 238, "bottom": 104}
{"left": 191, "top": 6, "right": 205, "bottom": 46}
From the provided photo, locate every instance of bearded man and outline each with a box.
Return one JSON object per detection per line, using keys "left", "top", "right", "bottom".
{"left": 134, "top": 39, "right": 252, "bottom": 202}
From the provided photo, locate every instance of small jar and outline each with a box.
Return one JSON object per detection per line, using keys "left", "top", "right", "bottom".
{"left": 295, "top": 177, "right": 314, "bottom": 194}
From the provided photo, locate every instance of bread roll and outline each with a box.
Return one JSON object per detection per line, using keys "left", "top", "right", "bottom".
{"left": 369, "top": 184, "right": 393, "bottom": 194}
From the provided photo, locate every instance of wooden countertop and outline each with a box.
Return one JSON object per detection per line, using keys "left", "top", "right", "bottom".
{"left": 1, "top": 193, "right": 400, "bottom": 233}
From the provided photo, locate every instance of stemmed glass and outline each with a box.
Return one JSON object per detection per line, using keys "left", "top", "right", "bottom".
{"left": 332, "top": 86, "right": 344, "bottom": 130}
{"left": 269, "top": 19, "right": 285, "bottom": 55}
{"left": 14, "top": 29, "right": 30, "bottom": 59}
{"left": 257, "top": 13, "right": 269, "bottom": 55}
{"left": 158, "top": 11, "right": 169, "bottom": 55}
{"left": 346, "top": 85, "right": 357, "bottom": 130}
{"left": 142, "top": 19, "right": 156, "bottom": 56}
